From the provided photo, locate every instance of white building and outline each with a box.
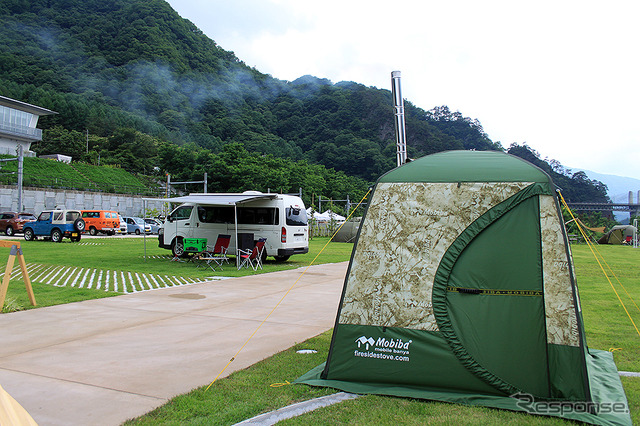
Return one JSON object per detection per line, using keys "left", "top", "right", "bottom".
{"left": 0, "top": 95, "right": 57, "bottom": 156}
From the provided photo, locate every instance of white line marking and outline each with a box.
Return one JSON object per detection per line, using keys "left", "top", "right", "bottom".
{"left": 70, "top": 268, "right": 84, "bottom": 287}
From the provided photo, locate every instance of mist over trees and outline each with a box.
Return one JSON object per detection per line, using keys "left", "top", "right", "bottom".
{"left": 0, "top": 0, "right": 609, "bottom": 207}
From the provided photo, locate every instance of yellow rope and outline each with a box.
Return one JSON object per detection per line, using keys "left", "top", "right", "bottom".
{"left": 558, "top": 191, "right": 640, "bottom": 339}
{"left": 592, "top": 248, "right": 640, "bottom": 314}
{"left": 270, "top": 381, "right": 291, "bottom": 388}
{"left": 559, "top": 193, "right": 640, "bottom": 314}
{"left": 205, "top": 189, "right": 372, "bottom": 391}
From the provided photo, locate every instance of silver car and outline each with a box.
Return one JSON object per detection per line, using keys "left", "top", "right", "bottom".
{"left": 123, "top": 217, "right": 151, "bottom": 234}
{"left": 144, "top": 218, "right": 162, "bottom": 234}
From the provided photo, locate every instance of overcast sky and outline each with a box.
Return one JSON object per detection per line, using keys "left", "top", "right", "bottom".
{"left": 166, "top": 0, "right": 640, "bottom": 180}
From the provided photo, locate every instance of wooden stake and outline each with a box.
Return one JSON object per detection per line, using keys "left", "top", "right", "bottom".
{"left": 0, "top": 240, "right": 36, "bottom": 311}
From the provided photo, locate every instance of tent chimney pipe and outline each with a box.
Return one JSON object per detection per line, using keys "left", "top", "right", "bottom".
{"left": 391, "top": 71, "right": 407, "bottom": 168}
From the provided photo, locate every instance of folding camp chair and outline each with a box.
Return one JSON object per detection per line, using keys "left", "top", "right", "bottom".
{"left": 208, "top": 234, "right": 231, "bottom": 264}
{"left": 195, "top": 234, "right": 231, "bottom": 271}
{"left": 237, "top": 238, "right": 266, "bottom": 271}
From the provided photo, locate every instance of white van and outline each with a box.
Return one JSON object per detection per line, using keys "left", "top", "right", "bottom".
{"left": 158, "top": 192, "right": 308, "bottom": 261}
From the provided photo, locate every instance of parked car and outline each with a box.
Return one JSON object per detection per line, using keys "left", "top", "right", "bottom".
{"left": 144, "top": 218, "right": 162, "bottom": 234}
{"left": 116, "top": 215, "right": 127, "bottom": 234}
{"left": 81, "top": 210, "right": 119, "bottom": 236}
{"left": 0, "top": 212, "right": 37, "bottom": 236}
{"left": 23, "top": 209, "right": 85, "bottom": 242}
{"left": 123, "top": 216, "right": 151, "bottom": 234}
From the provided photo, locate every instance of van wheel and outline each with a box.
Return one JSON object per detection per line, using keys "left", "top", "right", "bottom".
{"left": 51, "top": 229, "right": 63, "bottom": 243}
{"left": 274, "top": 255, "right": 290, "bottom": 262}
{"left": 89, "top": 227, "right": 97, "bottom": 236}
{"left": 172, "top": 239, "right": 185, "bottom": 257}
{"left": 5, "top": 226, "right": 14, "bottom": 236}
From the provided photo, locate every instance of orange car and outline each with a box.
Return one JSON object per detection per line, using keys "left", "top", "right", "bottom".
{"left": 81, "top": 210, "right": 119, "bottom": 236}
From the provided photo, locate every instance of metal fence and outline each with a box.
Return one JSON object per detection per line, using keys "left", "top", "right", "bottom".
{"left": 0, "top": 174, "right": 166, "bottom": 196}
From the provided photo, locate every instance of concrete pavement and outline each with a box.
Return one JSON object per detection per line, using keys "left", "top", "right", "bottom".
{"left": 0, "top": 262, "right": 348, "bottom": 425}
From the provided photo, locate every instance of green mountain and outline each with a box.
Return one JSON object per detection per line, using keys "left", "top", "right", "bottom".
{"left": 0, "top": 0, "right": 609, "bottom": 206}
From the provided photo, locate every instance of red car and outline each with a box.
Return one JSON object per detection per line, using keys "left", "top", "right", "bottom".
{"left": 0, "top": 212, "right": 37, "bottom": 236}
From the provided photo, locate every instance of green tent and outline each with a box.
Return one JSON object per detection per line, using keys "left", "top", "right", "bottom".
{"left": 297, "top": 151, "right": 630, "bottom": 425}
{"left": 598, "top": 225, "right": 637, "bottom": 245}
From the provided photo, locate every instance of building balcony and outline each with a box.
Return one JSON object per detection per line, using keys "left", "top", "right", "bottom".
{"left": 0, "top": 122, "right": 42, "bottom": 142}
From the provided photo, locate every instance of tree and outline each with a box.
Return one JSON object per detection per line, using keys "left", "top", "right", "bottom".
{"left": 508, "top": 143, "right": 610, "bottom": 204}
{"left": 36, "top": 126, "right": 86, "bottom": 159}
{"left": 102, "top": 127, "right": 158, "bottom": 172}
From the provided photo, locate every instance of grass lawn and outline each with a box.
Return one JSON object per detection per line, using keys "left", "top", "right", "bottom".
{"left": 0, "top": 236, "right": 352, "bottom": 313}
{"left": 2, "top": 238, "right": 638, "bottom": 424}
{"left": 123, "top": 244, "right": 640, "bottom": 425}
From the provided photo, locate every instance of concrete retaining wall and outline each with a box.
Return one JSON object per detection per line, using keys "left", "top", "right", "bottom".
{"left": 0, "top": 185, "right": 167, "bottom": 216}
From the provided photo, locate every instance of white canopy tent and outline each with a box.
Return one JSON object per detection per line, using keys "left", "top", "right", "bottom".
{"left": 305, "top": 208, "right": 346, "bottom": 223}
{"left": 322, "top": 210, "right": 346, "bottom": 222}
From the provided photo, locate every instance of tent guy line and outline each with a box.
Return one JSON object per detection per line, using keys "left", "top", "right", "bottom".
{"left": 560, "top": 192, "right": 640, "bottom": 340}
{"left": 205, "top": 189, "right": 371, "bottom": 392}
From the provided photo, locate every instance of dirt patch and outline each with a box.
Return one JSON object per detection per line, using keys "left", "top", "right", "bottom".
{"left": 169, "top": 293, "right": 206, "bottom": 300}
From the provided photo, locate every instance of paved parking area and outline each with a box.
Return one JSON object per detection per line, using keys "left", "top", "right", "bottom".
{"left": 0, "top": 262, "right": 347, "bottom": 426}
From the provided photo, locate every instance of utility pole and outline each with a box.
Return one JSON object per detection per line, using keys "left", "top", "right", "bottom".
{"left": 17, "top": 145, "right": 23, "bottom": 211}
{"left": 167, "top": 174, "right": 208, "bottom": 195}
{"left": 0, "top": 150, "right": 21, "bottom": 209}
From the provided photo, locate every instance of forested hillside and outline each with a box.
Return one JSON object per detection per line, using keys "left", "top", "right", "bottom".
{"left": 0, "top": 0, "right": 609, "bottom": 207}
{"left": 506, "top": 144, "right": 609, "bottom": 203}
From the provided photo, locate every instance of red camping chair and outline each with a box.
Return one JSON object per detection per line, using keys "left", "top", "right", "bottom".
{"left": 237, "top": 238, "right": 266, "bottom": 271}
{"left": 210, "top": 234, "right": 231, "bottom": 264}
{"left": 195, "top": 234, "right": 231, "bottom": 271}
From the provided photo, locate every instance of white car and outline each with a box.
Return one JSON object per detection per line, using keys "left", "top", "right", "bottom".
{"left": 116, "top": 215, "right": 127, "bottom": 234}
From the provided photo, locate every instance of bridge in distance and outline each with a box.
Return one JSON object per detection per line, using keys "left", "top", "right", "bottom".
{"left": 565, "top": 202, "right": 639, "bottom": 218}
{"left": 565, "top": 190, "right": 640, "bottom": 218}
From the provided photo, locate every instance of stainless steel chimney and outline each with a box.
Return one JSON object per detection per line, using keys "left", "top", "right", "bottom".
{"left": 391, "top": 71, "right": 407, "bottom": 167}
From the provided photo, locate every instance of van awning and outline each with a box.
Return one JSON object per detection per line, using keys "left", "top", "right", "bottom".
{"left": 141, "top": 193, "right": 281, "bottom": 267}
{"left": 144, "top": 193, "right": 278, "bottom": 206}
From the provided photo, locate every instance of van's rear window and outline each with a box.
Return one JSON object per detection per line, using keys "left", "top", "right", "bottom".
{"left": 286, "top": 207, "right": 307, "bottom": 226}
